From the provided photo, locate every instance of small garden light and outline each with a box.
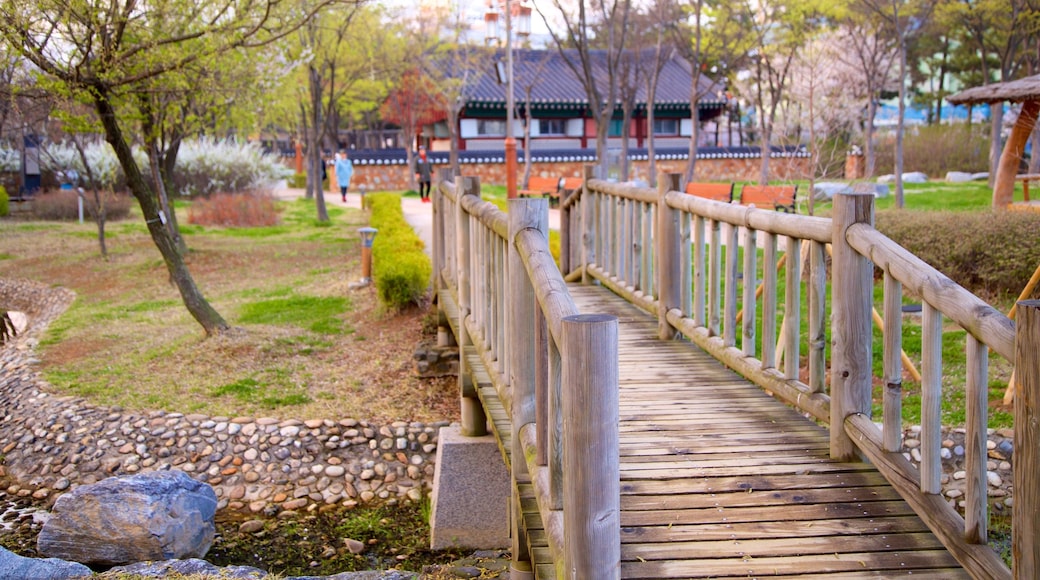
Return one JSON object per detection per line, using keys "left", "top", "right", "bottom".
{"left": 358, "top": 227, "right": 378, "bottom": 285}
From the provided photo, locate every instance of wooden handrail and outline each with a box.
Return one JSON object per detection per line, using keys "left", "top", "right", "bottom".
{"left": 845, "top": 223, "right": 1015, "bottom": 361}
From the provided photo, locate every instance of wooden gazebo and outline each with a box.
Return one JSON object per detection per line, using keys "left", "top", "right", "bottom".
{"left": 947, "top": 73, "right": 1040, "bottom": 209}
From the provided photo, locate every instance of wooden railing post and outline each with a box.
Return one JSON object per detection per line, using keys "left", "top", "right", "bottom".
{"left": 562, "top": 313, "right": 620, "bottom": 579}
{"left": 830, "top": 192, "right": 874, "bottom": 460}
{"left": 508, "top": 197, "right": 548, "bottom": 578}
{"left": 456, "top": 176, "right": 486, "bottom": 437}
{"left": 656, "top": 172, "right": 682, "bottom": 340}
{"left": 1014, "top": 300, "right": 1040, "bottom": 579}
{"left": 581, "top": 165, "right": 596, "bottom": 284}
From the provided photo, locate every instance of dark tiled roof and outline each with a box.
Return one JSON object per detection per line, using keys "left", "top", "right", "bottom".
{"left": 347, "top": 146, "right": 808, "bottom": 166}
{"left": 455, "top": 48, "right": 725, "bottom": 107}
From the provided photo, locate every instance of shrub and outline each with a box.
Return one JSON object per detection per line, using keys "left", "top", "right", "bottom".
{"left": 172, "top": 139, "right": 291, "bottom": 197}
{"left": 31, "top": 188, "right": 133, "bottom": 221}
{"left": 187, "top": 191, "right": 281, "bottom": 227}
{"left": 289, "top": 173, "right": 307, "bottom": 189}
{"left": 0, "top": 185, "right": 7, "bottom": 217}
{"left": 873, "top": 124, "right": 990, "bottom": 177}
{"left": 368, "top": 193, "right": 431, "bottom": 309}
{"left": 876, "top": 209, "right": 1040, "bottom": 298}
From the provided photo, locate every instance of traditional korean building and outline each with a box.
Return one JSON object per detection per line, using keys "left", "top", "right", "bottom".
{"left": 421, "top": 48, "right": 739, "bottom": 152}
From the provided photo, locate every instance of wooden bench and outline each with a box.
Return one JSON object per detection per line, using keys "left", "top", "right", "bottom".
{"left": 1016, "top": 173, "right": 1039, "bottom": 201}
{"left": 684, "top": 182, "right": 734, "bottom": 203}
{"left": 520, "top": 176, "right": 562, "bottom": 206}
{"left": 739, "top": 184, "right": 798, "bottom": 213}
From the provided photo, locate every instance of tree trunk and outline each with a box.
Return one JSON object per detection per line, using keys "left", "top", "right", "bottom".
{"left": 449, "top": 107, "right": 461, "bottom": 177}
{"left": 894, "top": 16, "right": 906, "bottom": 208}
{"left": 647, "top": 82, "right": 658, "bottom": 187}
{"left": 595, "top": 113, "right": 610, "bottom": 179}
{"left": 989, "top": 105, "right": 1004, "bottom": 187}
{"left": 865, "top": 98, "right": 878, "bottom": 178}
{"left": 70, "top": 138, "right": 108, "bottom": 258}
{"left": 621, "top": 103, "right": 633, "bottom": 181}
{"left": 308, "top": 65, "right": 329, "bottom": 222}
{"left": 94, "top": 91, "right": 229, "bottom": 336}
{"left": 523, "top": 86, "right": 533, "bottom": 189}
{"left": 685, "top": 73, "right": 700, "bottom": 184}
{"left": 159, "top": 137, "right": 187, "bottom": 255}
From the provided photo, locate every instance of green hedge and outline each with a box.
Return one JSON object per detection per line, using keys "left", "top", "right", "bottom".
{"left": 368, "top": 193, "right": 431, "bottom": 309}
{"left": 876, "top": 209, "right": 1040, "bottom": 298}
{"left": 0, "top": 185, "right": 8, "bottom": 217}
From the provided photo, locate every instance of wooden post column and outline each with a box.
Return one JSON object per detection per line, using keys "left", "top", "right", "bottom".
{"left": 456, "top": 176, "right": 486, "bottom": 437}
{"left": 1014, "top": 300, "right": 1040, "bottom": 579}
{"left": 830, "top": 192, "right": 875, "bottom": 460}
{"left": 994, "top": 99, "right": 1040, "bottom": 208}
{"left": 508, "top": 197, "right": 549, "bottom": 578}
{"left": 562, "top": 313, "right": 620, "bottom": 579}
{"left": 656, "top": 172, "right": 682, "bottom": 340}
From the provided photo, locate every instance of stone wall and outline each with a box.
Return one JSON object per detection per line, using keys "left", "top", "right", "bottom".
{"left": 0, "top": 278, "right": 443, "bottom": 516}
{"left": 348, "top": 156, "right": 814, "bottom": 192}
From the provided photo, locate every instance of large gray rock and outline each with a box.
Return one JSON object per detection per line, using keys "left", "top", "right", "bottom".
{"left": 37, "top": 470, "right": 217, "bottom": 566}
{"left": 109, "top": 558, "right": 267, "bottom": 578}
{"left": 946, "top": 171, "right": 974, "bottom": 183}
{"left": 0, "top": 545, "right": 91, "bottom": 579}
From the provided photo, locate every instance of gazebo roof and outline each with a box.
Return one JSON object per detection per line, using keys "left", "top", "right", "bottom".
{"left": 947, "top": 73, "right": 1040, "bottom": 105}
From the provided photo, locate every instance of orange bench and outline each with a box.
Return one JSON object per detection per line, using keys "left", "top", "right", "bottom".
{"left": 684, "top": 182, "right": 734, "bottom": 203}
{"left": 739, "top": 184, "right": 798, "bottom": 213}
{"left": 520, "top": 176, "right": 563, "bottom": 206}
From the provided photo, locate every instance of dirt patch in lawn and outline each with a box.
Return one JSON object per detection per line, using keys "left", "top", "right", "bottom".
{"left": 0, "top": 203, "right": 460, "bottom": 425}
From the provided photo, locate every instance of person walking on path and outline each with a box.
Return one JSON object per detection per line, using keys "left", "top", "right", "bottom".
{"left": 414, "top": 146, "right": 432, "bottom": 203}
{"left": 334, "top": 150, "right": 354, "bottom": 203}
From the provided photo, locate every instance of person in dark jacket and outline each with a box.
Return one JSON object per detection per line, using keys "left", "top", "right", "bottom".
{"left": 414, "top": 146, "right": 432, "bottom": 203}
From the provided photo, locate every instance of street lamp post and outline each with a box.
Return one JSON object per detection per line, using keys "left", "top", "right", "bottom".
{"left": 486, "top": 1, "right": 531, "bottom": 199}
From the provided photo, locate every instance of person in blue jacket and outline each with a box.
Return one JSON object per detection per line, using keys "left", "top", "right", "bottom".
{"left": 334, "top": 150, "right": 354, "bottom": 203}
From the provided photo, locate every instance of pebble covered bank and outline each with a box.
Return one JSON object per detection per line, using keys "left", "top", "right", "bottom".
{"left": 0, "top": 278, "right": 443, "bottom": 516}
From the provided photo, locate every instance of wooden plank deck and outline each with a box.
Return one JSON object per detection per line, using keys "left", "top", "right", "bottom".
{"left": 441, "top": 284, "right": 972, "bottom": 578}
{"left": 568, "top": 284, "right": 969, "bottom": 579}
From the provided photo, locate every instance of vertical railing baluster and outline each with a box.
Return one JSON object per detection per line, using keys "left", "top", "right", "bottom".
{"left": 965, "top": 334, "right": 988, "bottom": 544}
{"left": 723, "top": 223, "right": 739, "bottom": 348}
{"left": 693, "top": 215, "right": 706, "bottom": 327}
{"left": 742, "top": 227, "right": 757, "bottom": 356}
{"left": 921, "top": 303, "right": 943, "bottom": 494}
{"left": 882, "top": 272, "right": 903, "bottom": 452}
{"left": 709, "top": 219, "right": 722, "bottom": 337}
{"left": 656, "top": 173, "right": 682, "bottom": 340}
{"left": 680, "top": 209, "right": 692, "bottom": 318}
{"left": 808, "top": 240, "right": 825, "bottom": 391}
{"left": 761, "top": 233, "right": 777, "bottom": 369}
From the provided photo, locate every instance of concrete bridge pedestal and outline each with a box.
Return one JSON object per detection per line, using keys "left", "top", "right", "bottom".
{"left": 429, "top": 424, "right": 510, "bottom": 550}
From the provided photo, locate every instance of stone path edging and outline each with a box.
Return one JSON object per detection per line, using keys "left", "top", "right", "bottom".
{"left": 0, "top": 278, "right": 443, "bottom": 515}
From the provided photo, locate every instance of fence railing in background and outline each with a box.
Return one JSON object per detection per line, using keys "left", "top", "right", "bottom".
{"left": 561, "top": 170, "right": 1028, "bottom": 579}
{"left": 435, "top": 175, "right": 621, "bottom": 578}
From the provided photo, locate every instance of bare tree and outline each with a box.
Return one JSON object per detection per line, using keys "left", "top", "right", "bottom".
{"left": 836, "top": 13, "right": 898, "bottom": 178}
{"left": 859, "top": 0, "right": 937, "bottom": 208}
{"left": 538, "top": 0, "right": 632, "bottom": 177}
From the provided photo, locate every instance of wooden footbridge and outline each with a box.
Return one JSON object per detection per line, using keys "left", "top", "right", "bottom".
{"left": 429, "top": 169, "right": 1040, "bottom": 579}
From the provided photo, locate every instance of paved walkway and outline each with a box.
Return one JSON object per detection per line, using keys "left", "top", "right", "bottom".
{"left": 275, "top": 186, "right": 559, "bottom": 259}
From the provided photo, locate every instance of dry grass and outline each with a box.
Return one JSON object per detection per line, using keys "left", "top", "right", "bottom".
{"left": 0, "top": 199, "right": 459, "bottom": 424}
